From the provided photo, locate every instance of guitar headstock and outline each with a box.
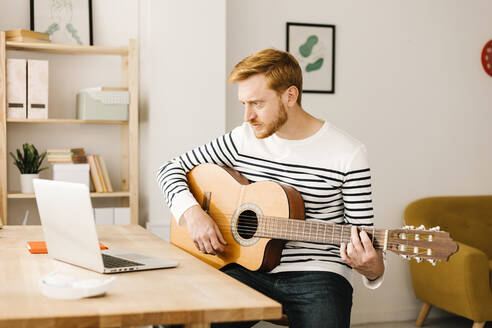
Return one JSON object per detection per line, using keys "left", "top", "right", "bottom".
{"left": 387, "top": 225, "right": 458, "bottom": 265}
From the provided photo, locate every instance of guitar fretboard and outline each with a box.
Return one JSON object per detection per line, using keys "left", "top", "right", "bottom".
{"left": 255, "top": 216, "right": 388, "bottom": 250}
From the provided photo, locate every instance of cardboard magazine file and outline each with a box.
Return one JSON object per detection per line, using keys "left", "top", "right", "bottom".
{"left": 6, "top": 58, "right": 27, "bottom": 119}
{"left": 27, "top": 59, "right": 49, "bottom": 119}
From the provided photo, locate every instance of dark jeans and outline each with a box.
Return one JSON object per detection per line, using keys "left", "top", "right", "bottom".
{"left": 213, "top": 263, "right": 353, "bottom": 328}
{"left": 155, "top": 264, "right": 353, "bottom": 328}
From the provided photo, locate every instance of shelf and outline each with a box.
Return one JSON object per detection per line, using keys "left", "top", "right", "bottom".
{"left": 6, "top": 41, "right": 128, "bottom": 56}
{"left": 6, "top": 119, "right": 128, "bottom": 125}
{"left": 8, "top": 191, "right": 130, "bottom": 199}
{"left": 0, "top": 37, "right": 139, "bottom": 226}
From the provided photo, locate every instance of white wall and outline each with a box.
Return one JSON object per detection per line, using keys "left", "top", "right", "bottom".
{"left": 140, "top": 0, "right": 226, "bottom": 232}
{"left": 226, "top": 0, "right": 492, "bottom": 325}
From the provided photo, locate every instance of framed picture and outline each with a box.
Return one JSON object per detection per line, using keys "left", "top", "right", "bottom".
{"left": 286, "top": 22, "right": 336, "bottom": 94}
{"left": 30, "top": 0, "right": 94, "bottom": 46}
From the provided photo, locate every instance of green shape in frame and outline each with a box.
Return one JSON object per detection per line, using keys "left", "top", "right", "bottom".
{"left": 306, "top": 58, "right": 324, "bottom": 72}
{"left": 299, "top": 35, "right": 319, "bottom": 57}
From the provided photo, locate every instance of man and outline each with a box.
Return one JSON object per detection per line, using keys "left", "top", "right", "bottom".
{"left": 157, "top": 48, "right": 384, "bottom": 328}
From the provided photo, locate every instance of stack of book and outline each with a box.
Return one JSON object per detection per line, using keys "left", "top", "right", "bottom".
{"left": 87, "top": 155, "right": 113, "bottom": 193}
{"left": 47, "top": 148, "right": 87, "bottom": 164}
{"left": 5, "top": 29, "right": 51, "bottom": 43}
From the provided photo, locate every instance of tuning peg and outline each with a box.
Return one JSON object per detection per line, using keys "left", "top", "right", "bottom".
{"left": 430, "top": 226, "right": 440, "bottom": 231}
{"left": 427, "top": 259, "right": 437, "bottom": 266}
{"left": 400, "top": 254, "right": 410, "bottom": 260}
{"left": 408, "top": 225, "right": 415, "bottom": 229}
{"left": 414, "top": 257, "right": 423, "bottom": 263}
{"left": 417, "top": 225, "right": 426, "bottom": 230}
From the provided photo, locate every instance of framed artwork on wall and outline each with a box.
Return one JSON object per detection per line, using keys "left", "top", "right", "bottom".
{"left": 30, "top": 0, "right": 94, "bottom": 46}
{"left": 286, "top": 22, "right": 336, "bottom": 94}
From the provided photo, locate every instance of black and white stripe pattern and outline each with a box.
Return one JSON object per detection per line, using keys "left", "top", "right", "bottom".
{"left": 157, "top": 124, "right": 374, "bottom": 273}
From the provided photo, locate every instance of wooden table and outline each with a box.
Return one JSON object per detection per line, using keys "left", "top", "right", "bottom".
{"left": 0, "top": 225, "right": 282, "bottom": 328}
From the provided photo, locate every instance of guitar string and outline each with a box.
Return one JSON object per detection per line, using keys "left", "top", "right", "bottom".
{"left": 190, "top": 214, "right": 398, "bottom": 248}
{"left": 198, "top": 225, "right": 392, "bottom": 249}
{"left": 206, "top": 211, "right": 389, "bottom": 237}
{"left": 205, "top": 214, "right": 392, "bottom": 244}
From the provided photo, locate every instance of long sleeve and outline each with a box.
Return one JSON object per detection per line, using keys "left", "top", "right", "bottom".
{"left": 342, "top": 145, "right": 374, "bottom": 227}
{"left": 342, "top": 145, "right": 385, "bottom": 289}
{"left": 156, "top": 131, "right": 240, "bottom": 224}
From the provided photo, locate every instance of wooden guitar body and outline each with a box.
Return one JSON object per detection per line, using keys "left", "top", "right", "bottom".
{"left": 170, "top": 163, "right": 305, "bottom": 271}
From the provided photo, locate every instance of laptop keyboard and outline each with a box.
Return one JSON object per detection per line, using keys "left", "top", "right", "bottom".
{"left": 102, "top": 253, "right": 144, "bottom": 268}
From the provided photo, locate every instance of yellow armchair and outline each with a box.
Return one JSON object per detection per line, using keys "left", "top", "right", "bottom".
{"left": 404, "top": 196, "right": 492, "bottom": 328}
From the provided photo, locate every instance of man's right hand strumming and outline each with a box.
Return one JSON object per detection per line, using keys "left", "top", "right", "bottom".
{"left": 182, "top": 205, "right": 228, "bottom": 255}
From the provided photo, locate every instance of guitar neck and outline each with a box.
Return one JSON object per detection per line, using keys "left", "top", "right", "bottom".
{"left": 255, "top": 216, "right": 388, "bottom": 250}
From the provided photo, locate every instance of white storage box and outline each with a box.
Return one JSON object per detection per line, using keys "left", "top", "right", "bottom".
{"left": 52, "top": 164, "right": 90, "bottom": 187}
{"left": 94, "top": 208, "right": 114, "bottom": 225}
{"left": 76, "top": 87, "right": 129, "bottom": 121}
{"left": 146, "top": 220, "right": 170, "bottom": 241}
{"left": 114, "top": 207, "right": 131, "bottom": 225}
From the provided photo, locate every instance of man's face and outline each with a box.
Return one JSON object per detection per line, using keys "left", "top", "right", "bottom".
{"left": 237, "top": 74, "right": 288, "bottom": 139}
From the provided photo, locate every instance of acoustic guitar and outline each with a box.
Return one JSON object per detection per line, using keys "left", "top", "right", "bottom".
{"left": 170, "top": 164, "right": 458, "bottom": 271}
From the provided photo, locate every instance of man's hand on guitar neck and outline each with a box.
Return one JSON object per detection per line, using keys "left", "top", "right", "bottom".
{"left": 340, "top": 226, "right": 385, "bottom": 281}
{"left": 182, "top": 205, "right": 228, "bottom": 255}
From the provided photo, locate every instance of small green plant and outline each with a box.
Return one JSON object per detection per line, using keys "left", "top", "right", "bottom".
{"left": 9, "top": 143, "right": 48, "bottom": 174}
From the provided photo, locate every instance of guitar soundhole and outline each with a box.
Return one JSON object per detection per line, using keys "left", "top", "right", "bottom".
{"left": 237, "top": 210, "right": 258, "bottom": 240}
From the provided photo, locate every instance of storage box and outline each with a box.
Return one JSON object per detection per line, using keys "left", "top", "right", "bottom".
{"left": 76, "top": 88, "right": 129, "bottom": 121}
{"left": 114, "top": 207, "right": 131, "bottom": 225}
{"left": 146, "top": 220, "right": 170, "bottom": 241}
{"left": 94, "top": 208, "right": 114, "bottom": 225}
{"left": 52, "top": 164, "right": 90, "bottom": 187}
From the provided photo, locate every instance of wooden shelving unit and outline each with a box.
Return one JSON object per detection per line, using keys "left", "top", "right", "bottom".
{"left": 7, "top": 191, "right": 131, "bottom": 199}
{"left": 7, "top": 119, "right": 128, "bottom": 124}
{"left": 0, "top": 33, "right": 139, "bottom": 226}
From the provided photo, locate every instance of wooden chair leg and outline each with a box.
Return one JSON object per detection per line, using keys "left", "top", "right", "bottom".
{"left": 416, "top": 302, "right": 431, "bottom": 327}
{"left": 472, "top": 322, "right": 485, "bottom": 328}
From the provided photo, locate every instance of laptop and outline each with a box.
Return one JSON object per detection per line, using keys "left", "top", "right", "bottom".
{"left": 33, "top": 179, "right": 178, "bottom": 273}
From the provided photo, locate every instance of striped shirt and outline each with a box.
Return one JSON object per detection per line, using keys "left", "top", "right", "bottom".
{"left": 157, "top": 121, "right": 382, "bottom": 287}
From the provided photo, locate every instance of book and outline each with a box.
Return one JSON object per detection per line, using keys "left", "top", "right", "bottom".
{"left": 87, "top": 155, "right": 104, "bottom": 192}
{"left": 93, "top": 155, "right": 107, "bottom": 192}
{"left": 47, "top": 148, "right": 86, "bottom": 164}
{"left": 27, "top": 241, "right": 107, "bottom": 254}
{"left": 47, "top": 155, "right": 87, "bottom": 164}
{"left": 97, "top": 156, "right": 113, "bottom": 192}
{"left": 7, "top": 36, "right": 51, "bottom": 43}
{"left": 5, "top": 29, "right": 50, "bottom": 43}
{"left": 47, "top": 148, "right": 85, "bottom": 155}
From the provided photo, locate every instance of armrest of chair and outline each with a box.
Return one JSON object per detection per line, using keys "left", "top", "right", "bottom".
{"left": 410, "top": 241, "right": 492, "bottom": 320}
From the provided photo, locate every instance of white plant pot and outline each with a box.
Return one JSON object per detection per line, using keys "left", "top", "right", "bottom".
{"left": 20, "top": 174, "right": 39, "bottom": 193}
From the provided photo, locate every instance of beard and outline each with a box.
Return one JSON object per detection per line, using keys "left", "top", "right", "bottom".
{"left": 249, "top": 102, "right": 288, "bottom": 139}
